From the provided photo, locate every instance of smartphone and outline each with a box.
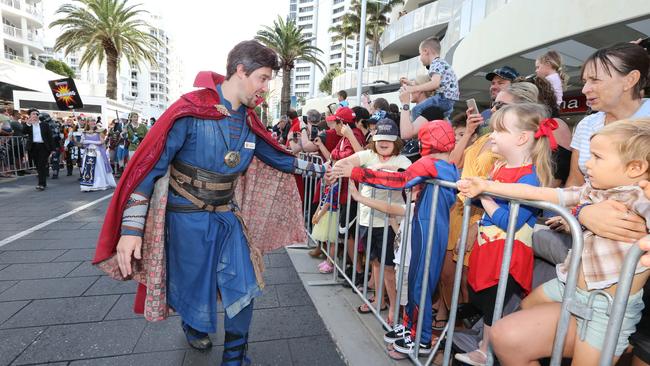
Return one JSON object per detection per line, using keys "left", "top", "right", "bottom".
{"left": 466, "top": 98, "right": 479, "bottom": 115}
{"left": 310, "top": 126, "right": 319, "bottom": 141}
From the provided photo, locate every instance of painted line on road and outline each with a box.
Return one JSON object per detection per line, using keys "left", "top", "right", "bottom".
{"left": 0, "top": 193, "right": 113, "bottom": 248}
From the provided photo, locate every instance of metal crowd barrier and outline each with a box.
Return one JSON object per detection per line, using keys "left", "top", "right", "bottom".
{"left": 599, "top": 242, "right": 648, "bottom": 365}
{"left": 298, "top": 152, "right": 325, "bottom": 249}
{"left": 297, "top": 172, "right": 644, "bottom": 366}
{"left": 0, "top": 136, "right": 33, "bottom": 175}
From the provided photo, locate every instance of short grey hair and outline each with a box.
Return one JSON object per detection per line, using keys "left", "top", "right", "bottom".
{"left": 306, "top": 109, "right": 321, "bottom": 123}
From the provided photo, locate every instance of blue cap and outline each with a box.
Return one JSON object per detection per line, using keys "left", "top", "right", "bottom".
{"left": 373, "top": 118, "right": 399, "bottom": 142}
{"left": 486, "top": 66, "right": 519, "bottom": 81}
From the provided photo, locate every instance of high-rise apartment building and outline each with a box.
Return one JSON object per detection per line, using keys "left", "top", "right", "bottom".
{"left": 288, "top": 0, "right": 360, "bottom": 101}
{"left": 1, "top": 0, "right": 44, "bottom": 67}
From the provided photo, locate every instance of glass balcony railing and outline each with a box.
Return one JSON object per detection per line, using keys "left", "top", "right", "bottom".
{"left": 3, "top": 24, "right": 43, "bottom": 44}
{"left": 379, "top": 0, "right": 454, "bottom": 51}
{"left": 1, "top": 0, "right": 44, "bottom": 20}
{"left": 332, "top": 56, "right": 428, "bottom": 92}
{"left": 4, "top": 52, "right": 45, "bottom": 68}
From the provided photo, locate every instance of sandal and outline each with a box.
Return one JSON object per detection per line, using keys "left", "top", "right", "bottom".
{"left": 358, "top": 302, "right": 388, "bottom": 314}
{"left": 454, "top": 349, "right": 487, "bottom": 366}
{"left": 432, "top": 316, "right": 448, "bottom": 330}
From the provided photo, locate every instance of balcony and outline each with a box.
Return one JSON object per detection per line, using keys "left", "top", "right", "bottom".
{"left": 3, "top": 24, "right": 43, "bottom": 46}
{"left": 378, "top": 0, "right": 453, "bottom": 61}
{"left": 0, "top": 0, "right": 44, "bottom": 23}
{"left": 4, "top": 52, "right": 44, "bottom": 68}
{"left": 332, "top": 55, "right": 426, "bottom": 93}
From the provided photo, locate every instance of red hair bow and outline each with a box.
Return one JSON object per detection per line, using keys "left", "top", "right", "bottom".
{"left": 535, "top": 118, "right": 558, "bottom": 151}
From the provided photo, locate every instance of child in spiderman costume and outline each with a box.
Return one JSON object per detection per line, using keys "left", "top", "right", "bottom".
{"left": 332, "top": 121, "right": 458, "bottom": 356}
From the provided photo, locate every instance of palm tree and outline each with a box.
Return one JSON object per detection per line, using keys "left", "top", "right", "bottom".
{"left": 318, "top": 65, "right": 343, "bottom": 95}
{"left": 256, "top": 16, "right": 325, "bottom": 116}
{"left": 345, "top": 0, "right": 403, "bottom": 66}
{"left": 50, "top": 0, "right": 161, "bottom": 100}
{"left": 329, "top": 17, "right": 356, "bottom": 69}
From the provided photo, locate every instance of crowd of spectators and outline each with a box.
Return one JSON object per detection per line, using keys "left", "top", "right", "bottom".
{"left": 272, "top": 38, "right": 650, "bottom": 365}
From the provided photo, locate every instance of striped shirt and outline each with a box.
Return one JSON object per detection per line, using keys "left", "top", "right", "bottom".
{"left": 570, "top": 99, "right": 650, "bottom": 174}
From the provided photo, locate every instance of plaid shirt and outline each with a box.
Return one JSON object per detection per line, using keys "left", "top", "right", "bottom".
{"left": 556, "top": 184, "right": 650, "bottom": 290}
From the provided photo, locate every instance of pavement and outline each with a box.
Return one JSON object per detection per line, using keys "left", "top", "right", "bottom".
{"left": 0, "top": 173, "right": 346, "bottom": 366}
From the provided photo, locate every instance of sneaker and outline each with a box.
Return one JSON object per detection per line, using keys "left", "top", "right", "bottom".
{"left": 318, "top": 261, "right": 333, "bottom": 274}
{"left": 393, "top": 335, "right": 432, "bottom": 355}
{"left": 384, "top": 324, "right": 410, "bottom": 343}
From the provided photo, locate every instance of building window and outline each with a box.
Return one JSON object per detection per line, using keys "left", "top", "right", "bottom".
{"left": 299, "top": 6, "right": 313, "bottom": 12}
{"left": 295, "top": 83, "right": 309, "bottom": 89}
{"left": 333, "top": 6, "right": 344, "bottom": 14}
{"left": 334, "top": 0, "right": 344, "bottom": 3}
{"left": 296, "top": 75, "right": 310, "bottom": 81}
{"left": 331, "top": 44, "right": 342, "bottom": 51}
{"left": 296, "top": 92, "right": 309, "bottom": 98}
{"left": 299, "top": 24, "right": 312, "bottom": 30}
{"left": 299, "top": 0, "right": 311, "bottom": 3}
{"left": 332, "top": 16, "right": 342, "bottom": 23}
{"left": 331, "top": 53, "right": 341, "bottom": 59}
{"left": 299, "top": 15, "right": 313, "bottom": 21}
{"left": 290, "top": 4, "right": 296, "bottom": 12}
{"left": 296, "top": 66, "right": 310, "bottom": 72}
{"left": 303, "top": 32, "right": 312, "bottom": 38}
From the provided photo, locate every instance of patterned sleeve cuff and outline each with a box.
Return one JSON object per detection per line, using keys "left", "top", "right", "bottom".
{"left": 120, "top": 192, "right": 149, "bottom": 238}
{"left": 294, "top": 158, "right": 326, "bottom": 178}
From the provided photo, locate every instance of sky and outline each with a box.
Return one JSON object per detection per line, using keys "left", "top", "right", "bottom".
{"left": 43, "top": 0, "right": 289, "bottom": 92}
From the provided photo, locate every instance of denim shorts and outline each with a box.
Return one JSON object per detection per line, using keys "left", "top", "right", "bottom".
{"left": 542, "top": 277, "right": 645, "bottom": 356}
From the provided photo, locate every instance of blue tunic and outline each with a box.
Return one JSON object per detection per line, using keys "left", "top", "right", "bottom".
{"left": 132, "top": 86, "right": 300, "bottom": 332}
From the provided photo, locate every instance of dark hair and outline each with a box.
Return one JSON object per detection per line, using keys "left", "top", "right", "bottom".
{"left": 450, "top": 112, "right": 467, "bottom": 129}
{"left": 388, "top": 103, "right": 400, "bottom": 114}
{"left": 226, "top": 40, "right": 281, "bottom": 80}
{"left": 372, "top": 98, "right": 390, "bottom": 113}
{"left": 581, "top": 42, "right": 650, "bottom": 100}
{"left": 420, "top": 106, "right": 445, "bottom": 121}
{"left": 528, "top": 76, "right": 560, "bottom": 117}
{"left": 352, "top": 106, "right": 370, "bottom": 122}
{"left": 27, "top": 108, "right": 39, "bottom": 115}
{"left": 367, "top": 138, "right": 404, "bottom": 156}
{"left": 338, "top": 90, "right": 347, "bottom": 99}
{"left": 287, "top": 109, "right": 298, "bottom": 120}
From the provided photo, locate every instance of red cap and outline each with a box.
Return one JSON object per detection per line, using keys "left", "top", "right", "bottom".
{"left": 325, "top": 106, "right": 355, "bottom": 123}
{"left": 418, "top": 120, "right": 455, "bottom": 155}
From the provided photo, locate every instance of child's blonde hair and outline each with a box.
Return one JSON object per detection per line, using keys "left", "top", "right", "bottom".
{"left": 537, "top": 50, "right": 568, "bottom": 89}
{"left": 491, "top": 103, "right": 554, "bottom": 187}
{"left": 592, "top": 118, "right": 650, "bottom": 168}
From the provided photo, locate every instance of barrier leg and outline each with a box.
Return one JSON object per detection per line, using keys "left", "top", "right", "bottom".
{"left": 392, "top": 190, "right": 413, "bottom": 329}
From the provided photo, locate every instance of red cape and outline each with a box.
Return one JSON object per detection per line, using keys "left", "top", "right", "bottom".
{"left": 93, "top": 71, "right": 298, "bottom": 265}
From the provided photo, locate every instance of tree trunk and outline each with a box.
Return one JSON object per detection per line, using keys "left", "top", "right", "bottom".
{"left": 104, "top": 44, "right": 119, "bottom": 100}
{"left": 280, "top": 66, "right": 291, "bottom": 116}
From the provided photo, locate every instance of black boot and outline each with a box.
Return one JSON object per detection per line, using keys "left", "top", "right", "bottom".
{"left": 181, "top": 321, "right": 212, "bottom": 350}
{"left": 222, "top": 332, "right": 250, "bottom": 366}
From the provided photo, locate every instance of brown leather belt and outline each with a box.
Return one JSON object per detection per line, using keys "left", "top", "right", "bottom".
{"left": 168, "top": 160, "right": 240, "bottom": 212}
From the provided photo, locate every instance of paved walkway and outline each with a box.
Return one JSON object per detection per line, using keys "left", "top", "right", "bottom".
{"left": 0, "top": 174, "right": 345, "bottom": 366}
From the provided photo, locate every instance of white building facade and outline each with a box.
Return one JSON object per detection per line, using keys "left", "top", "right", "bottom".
{"left": 289, "top": 0, "right": 360, "bottom": 102}
{"left": 0, "top": 0, "right": 44, "bottom": 68}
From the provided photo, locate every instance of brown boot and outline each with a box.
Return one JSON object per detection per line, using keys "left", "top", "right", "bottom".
{"left": 308, "top": 246, "right": 323, "bottom": 258}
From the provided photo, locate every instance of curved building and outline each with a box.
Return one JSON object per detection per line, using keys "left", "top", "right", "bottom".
{"left": 316, "top": 0, "right": 650, "bottom": 116}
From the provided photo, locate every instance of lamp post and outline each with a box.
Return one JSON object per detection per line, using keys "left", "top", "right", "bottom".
{"left": 355, "top": 0, "right": 368, "bottom": 105}
{"left": 355, "top": 0, "right": 390, "bottom": 104}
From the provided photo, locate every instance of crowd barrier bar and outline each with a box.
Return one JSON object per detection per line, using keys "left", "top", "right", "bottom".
{"left": 0, "top": 136, "right": 33, "bottom": 175}
{"left": 300, "top": 176, "right": 619, "bottom": 366}
{"left": 297, "top": 152, "right": 324, "bottom": 250}
{"left": 599, "top": 243, "right": 647, "bottom": 365}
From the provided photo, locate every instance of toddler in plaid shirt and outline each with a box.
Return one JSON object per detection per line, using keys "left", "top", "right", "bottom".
{"left": 458, "top": 118, "right": 650, "bottom": 364}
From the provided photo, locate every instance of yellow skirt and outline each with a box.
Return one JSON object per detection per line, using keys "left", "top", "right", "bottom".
{"left": 447, "top": 199, "right": 484, "bottom": 266}
{"left": 311, "top": 211, "right": 338, "bottom": 243}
